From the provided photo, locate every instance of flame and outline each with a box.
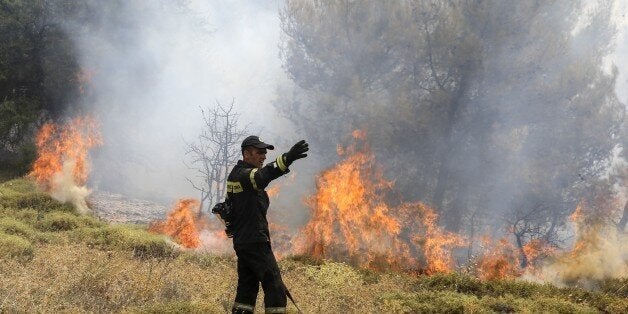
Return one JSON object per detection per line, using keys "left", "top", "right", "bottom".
{"left": 533, "top": 202, "right": 628, "bottom": 284}
{"left": 76, "top": 68, "right": 97, "bottom": 94}
{"left": 412, "top": 203, "right": 466, "bottom": 274}
{"left": 29, "top": 116, "right": 102, "bottom": 213}
{"left": 522, "top": 239, "right": 555, "bottom": 267}
{"left": 149, "top": 199, "right": 202, "bottom": 249}
{"left": 477, "top": 237, "right": 521, "bottom": 280}
{"left": 295, "top": 131, "right": 465, "bottom": 272}
{"left": 266, "top": 185, "right": 281, "bottom": 198}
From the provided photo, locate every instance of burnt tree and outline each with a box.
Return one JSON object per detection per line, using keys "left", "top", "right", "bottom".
{"left": 185, "top": 100, "right": 247, "bottom": 215}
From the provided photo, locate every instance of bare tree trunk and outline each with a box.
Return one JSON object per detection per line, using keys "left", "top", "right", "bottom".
{"left": 618, "top": 201, "right": 628, "bottom": 233}
{"left": 514, "top": 231, "right": 528, "bottom": 269}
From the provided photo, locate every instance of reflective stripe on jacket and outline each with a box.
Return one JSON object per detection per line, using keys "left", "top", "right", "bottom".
{"left": 227, "top": 157, "right": 289, "bottom": 244}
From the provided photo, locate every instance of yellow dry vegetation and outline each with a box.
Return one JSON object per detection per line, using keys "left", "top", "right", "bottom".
{"left": 0, "top": 177, "right": 626, "bottom": 313}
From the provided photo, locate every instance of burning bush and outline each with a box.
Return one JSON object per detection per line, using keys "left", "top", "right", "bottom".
{"left": 29, "top": 116, "right": 102, "bottom": 214}
{"left": 295, "top": 131, "right": 466, "bottom": 272}
{"left": 149, "top": 198, "right": 204, "bottom": 249}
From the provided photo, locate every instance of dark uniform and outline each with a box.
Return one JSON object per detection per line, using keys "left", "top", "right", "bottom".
{"left": 228, "top": 137, "right": 291, "bottom": 314}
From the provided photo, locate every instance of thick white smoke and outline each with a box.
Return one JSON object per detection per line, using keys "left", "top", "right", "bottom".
{"left": 65, "top": 1, "right": 301, "bottom": 204}
{"left": 50, "top": 159, "right": 91, "bottom": 214}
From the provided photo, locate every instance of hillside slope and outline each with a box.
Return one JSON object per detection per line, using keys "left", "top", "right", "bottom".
{"left": 0, "top": 178, "right": 626, "bottom": 313}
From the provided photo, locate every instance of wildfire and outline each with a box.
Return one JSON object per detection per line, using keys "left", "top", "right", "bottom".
{"left": 522, "top": 239, "right": 555, "bottom": 268}
{"left": 149, "top": 198, "right": 203, "bottom": 249}
{"left": 266, "top": 185, "right": 281, "bottom": 198}
{"left": 477, "top": 237, "right": 521, "bottom": 280}
{"left": 295, "top": 131, "right": 465, "bottom": 272}
{"left": 29, "top": 116, "right": 102, "bottom": 213}
{"left": 412, "top": 203, "right": 466, "bottom": 274}
{"left": 534, "top": 202, "right": 628, "bottom": 283}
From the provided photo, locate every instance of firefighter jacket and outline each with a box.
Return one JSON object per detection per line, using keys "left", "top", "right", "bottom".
{"left": 226, "top": 156, "right": 289, "bottom": 244}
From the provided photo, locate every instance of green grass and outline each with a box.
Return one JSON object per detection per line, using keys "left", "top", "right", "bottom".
{"left": 71, "top": 225, "right": 177, "bottom": 259}
{"left": 0, "top": 177, "right": 626, "bottom": 313}
{"left": 0, "top": 232, "right": 34, "bottom": 261}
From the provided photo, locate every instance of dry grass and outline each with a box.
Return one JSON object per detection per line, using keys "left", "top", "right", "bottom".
{"left": 0, "top": 177, "right": 626, "bottom": 313}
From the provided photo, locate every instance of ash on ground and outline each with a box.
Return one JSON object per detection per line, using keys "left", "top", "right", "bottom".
{"left": 88, "top": 191, "right": 168, "bottom": 224}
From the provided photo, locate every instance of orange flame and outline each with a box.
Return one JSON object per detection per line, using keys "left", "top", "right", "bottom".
{"left": 30, "top": 116, "right": 102, "bottom": 191}
{"left": 76, "top": 68, "right": 97, "bottom": 95}
{"left": 149, "top": 199, "right": 202, "bottom": 249}
{"left": 412, "top": 203, "right": 466, "bottom": 274}
{"left": 522, "top": 239, "right": 555, "bottom": 267}
{"left": 267, "top": 185, "right": 281, "bottom": 198}
{"left": 477, "top": 237, "right": 521, "bottom": 280}
{"left": 295, "top": 131, "right": 465, "bottom": 272}
{"left": 531, "top": 201, "right": 628, "bottom": 283}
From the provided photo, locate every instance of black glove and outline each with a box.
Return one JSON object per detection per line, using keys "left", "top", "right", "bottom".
{"left": 283, "top": 140, "right": 309, "bottom": 166}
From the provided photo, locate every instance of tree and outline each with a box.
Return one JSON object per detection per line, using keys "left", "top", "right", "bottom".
{"left": 0, "top": 0, "right": 83, "bottom": 172}
{"left": 278, "top": 0, "right": 624, "bottom": 248}
{"left": 185, "top": 100, "right": 247, "bottom": 215}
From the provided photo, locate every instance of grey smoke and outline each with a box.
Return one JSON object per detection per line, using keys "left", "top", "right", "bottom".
{"left": 65, "top": 1, "right": 308, "bottom": 208}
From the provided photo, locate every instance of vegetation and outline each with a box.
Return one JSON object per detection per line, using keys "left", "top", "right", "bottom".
{"left": 278, "top": 0, "right": 626, "bottom": 250}
{"left": 0, "top": 177, "right": 625, "bottom": 313}
{"left": 0, "top": 0, "right": 85, "bottom": 173}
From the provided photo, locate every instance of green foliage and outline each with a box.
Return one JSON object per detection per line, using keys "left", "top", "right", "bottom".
{"left": 0, "top": 0, "right": 84, "bottom": 175}
{"left": 279, "top": 0, "right": 625, "bottom": 238}
{"left": 0, "top": 232, "right": 34, "bottom": 261}
{"left": 72, "top": 225, "right": 177, "bottom": 259}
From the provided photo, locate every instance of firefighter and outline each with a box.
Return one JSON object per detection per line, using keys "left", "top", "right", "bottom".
{"left": 228, "top": 135, "right": 308, "bottom": 314}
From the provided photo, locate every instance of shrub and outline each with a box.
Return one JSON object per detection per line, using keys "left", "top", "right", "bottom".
{"left": 72, "top": 225, "right": 177, "bottom": 259}
{"left": 0, "top": 217, "right": 37, "bottom": 240}
{"left": 8, "top": 208, "right": 39, "bottom": 225}
{"left": 0, "top": 178, "right": 75, "bottom": 214}
{"left": 598, "top": 278, "right": 628, "bottom": 298}
{"left": 36, "top": 211, "right": 103, "bottom": 231}
{"left": 0, "top": 178, "right": 37, "bottom": 194}
{"left": 0, "top": 232, "right": 34, "bottom": 261}
{"left": 379, "top": 290, "right": 478, "bottom": 313}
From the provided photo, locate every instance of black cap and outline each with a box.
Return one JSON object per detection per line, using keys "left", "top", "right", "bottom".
{"left": 241, "top": 135, "right": 274, "bottom": 150}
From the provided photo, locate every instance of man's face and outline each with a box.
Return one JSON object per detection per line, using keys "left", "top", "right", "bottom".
{"left": 243, "top": 147, "right": 267, "bottom": 168}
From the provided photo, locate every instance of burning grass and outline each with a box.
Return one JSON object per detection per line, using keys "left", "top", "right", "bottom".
{"left": 0, "top": 176, "right": 626, "bottom": 312}
{"left": 295, "top": 132, "right": 465, "bottom": 273}
{"left": 29, "top": 116, "right": 102, "bottom": 214}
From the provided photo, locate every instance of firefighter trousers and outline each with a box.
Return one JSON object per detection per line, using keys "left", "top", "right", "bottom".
{"left": 232, "top": 242, "right": 287, "bottom": 313}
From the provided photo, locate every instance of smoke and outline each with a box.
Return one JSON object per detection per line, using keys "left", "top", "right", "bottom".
{"left": 62, "top": 1, "right": 304, "bottom": 205}
{"left": 198, "top": 229, "right": 232, "bottom": 256}
{"left": 50, "top": 160, "right": 91, "bottom": 214}
{"left": 51, "top": 0, "right": 627, "bottom": 284}
{"left": 526, "top": 222, "right": 628, "bottom": 287}
{"left": 611, "top": 0, "right": 628, "bottom": 104}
